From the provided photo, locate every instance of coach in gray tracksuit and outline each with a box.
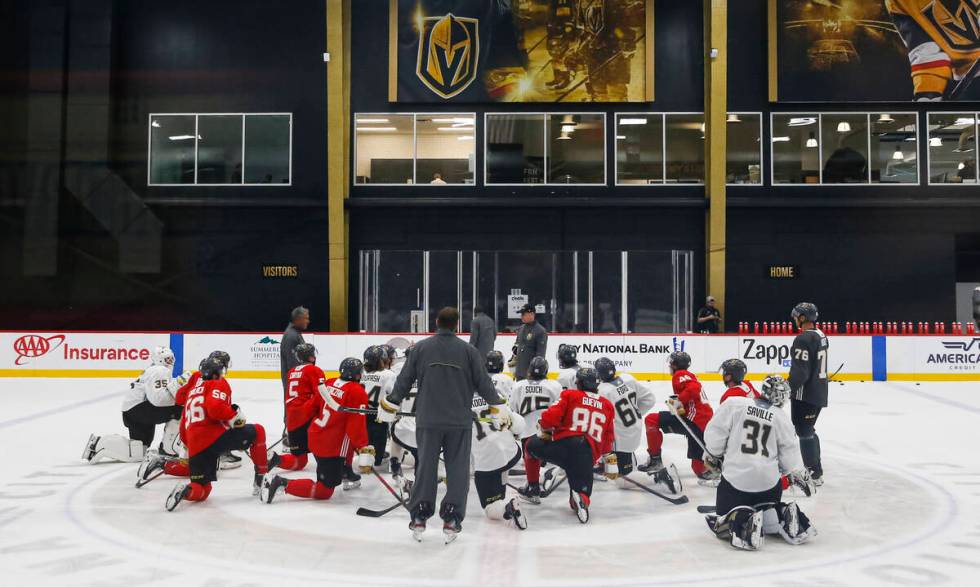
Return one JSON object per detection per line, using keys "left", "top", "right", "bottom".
{"left": 387, "top": 307, "right": 504, "bottom": 527}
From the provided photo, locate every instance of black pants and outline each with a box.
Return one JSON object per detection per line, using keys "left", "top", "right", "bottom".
{"left": 658, "top": 411, "right": 706, "bottom": 460}
{"left": 526, "top": 435, "right": 595, "bottom": 497}
{"left": 287, "top": 420, "right": 311, "bottom": 455}
{"left": 715, "top": 476, "right": 782, "bottom": 515}
{"left": 189, "top": 425, "right": 259, "bottom": 485}
{"left": 365, "top": 420, "right": 389, "bottom": 466}
{"left": 122, "top": 401, "right": 182, "bottom": 447}
{"left": 791, "top": 399, "right": 823, "bottom": 477}
{"left": 474, "top": 450, "right": 522, "bottom": 509}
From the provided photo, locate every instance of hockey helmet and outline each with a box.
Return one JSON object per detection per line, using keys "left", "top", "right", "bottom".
{"left": 294, "top": 343, "right": 317, "bottom": 364}
{"left": 200, "top": 356, "right": 226, "bottom": 381}
{"left": 528, "top": 356, "right": 549, "bottom": 380}
{"left": 761, "top": 374, "right": 790, "bottom": 408}
{"left": 486, "top": 350, "right": 505, "bottom": 374}
{"left": 339, "top": 357, "right": 364, "bottom": 382}
{"left": 362, "top": 345, "right": 384, "bottom": 371}
{"left": 668, "top": 351, "right": 692, "bottom": 372}
{"left": 151, "top": 346, "right": 175, "bottom": 368}
{"left": 594, "top": 357, "right": 617, "bottom": 383}
{"left": 557, "top": 344, "right": 578, "bottom": 369}
{"left": 208, "top": 350, "right": 231, "bottom": 369}
{"left": 575, "top": 367, "right": 600, "bottom": 393}
{"left": 791, "top": 302, "right": 819, "bottom": 324}
{"left": 720, "top": 358, "right": 747, "bottom": 385}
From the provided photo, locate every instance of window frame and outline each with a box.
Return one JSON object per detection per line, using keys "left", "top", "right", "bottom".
{"left": 925, "top": 112, "right": 978, "bottom": 187}
{"left": 353, "top": 112, "right": 477, "bottom": 187}
{"left": 147, "top": 112, "right": 293, "bottom": 187}
{"left": 768, "top": 111, "right": 920, "bottom": 187}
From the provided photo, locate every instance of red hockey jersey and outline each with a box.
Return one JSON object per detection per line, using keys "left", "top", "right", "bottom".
{"left": 285, "top": 363, "right": 325, "bottom": 431}
{"left": 174, "top": 371, "right": 201, "bottom": 407}
{"left": 720, "top": 382, "right": 761, "bottom": 404}
{"left": 539, "top": 389, "right": 616, "bottom": 462}
{"left": 672, "top": 369, "right": 713, "bottom": 430}
{"left": 181, "top": 378, "right": 237, "bottom": 457}
{"left": 308, "top": 377, "right": 370, "bottom": 458}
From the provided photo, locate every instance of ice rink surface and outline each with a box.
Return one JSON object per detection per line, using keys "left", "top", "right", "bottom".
{"left": 1, "top": 377, "right": 979, "bottom": 587}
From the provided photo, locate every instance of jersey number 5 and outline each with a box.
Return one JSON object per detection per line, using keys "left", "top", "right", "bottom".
{"left": 740, "top": 420, "right": 772, "bottom": 457}
{"left": 570, "top": 408, "right": 606, "bottom": 444}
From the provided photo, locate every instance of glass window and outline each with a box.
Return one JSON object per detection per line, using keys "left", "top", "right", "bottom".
{"left": 486, "top": 114, "right": 545, "bottom": 184}
{"left": 197, "top": 115, "right": 243, "bottom": 184}
{"left": 821, "top": 114, "right": 869, "bottom": 183}
{"left": 149, "top": 115, "right": 196, "bottom": 184}
{"left": 354, "top": 114, "right": 415, "bottom": 184}
{"left": 244, "top": 115, "right": 291, "bottom": 184}
{"left": 616, "top": 114, "right": 664, "bottom": 185}
{"left": 416, "top": 114, "right": 476, "bottom": 185}
{"left": 546, "top": 113, "right": 605, "bottom": 184}
{"left": 726, "top": 113, "right": 762, "bottom": 185}
{"left": 871, "top": 113, "right": 918, "bottom": 184}
{"left": 665, "top": 114, "right": 705, "bottom": 184}
{"left": 771, "top": 114, "right": 820, "bottom": 184}
{"left": 928, "top": 113, "right": 977, "bottom": 184}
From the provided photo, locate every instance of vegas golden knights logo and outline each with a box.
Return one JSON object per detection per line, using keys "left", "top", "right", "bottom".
{"left": 416, "top": 14, "right": 479, "bottom": 99}
{"left": 928, "top": 0, "right": 980, "bottom": 49}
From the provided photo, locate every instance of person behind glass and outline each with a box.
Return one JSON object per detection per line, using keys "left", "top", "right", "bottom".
{"left": 430, "top": 172, "right": 446, "bottom": 184}
{"left": 469, "top": 306, "right": 497, "bottom": 357}
{"left": 510, "top": 304, "right": 548, "bottom": 381}
{"left": 696, "top": 296, "right": 722, "bottom": 334}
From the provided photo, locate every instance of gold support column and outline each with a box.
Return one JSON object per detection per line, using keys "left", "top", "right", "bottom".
{"left": 704, "top": 0, "right": 727, "bottom": 330}
{"left": 327, "top": 0, "right": 350, "bottom": 331}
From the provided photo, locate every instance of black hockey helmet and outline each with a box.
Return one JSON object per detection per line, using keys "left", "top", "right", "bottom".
{"left": 486, "top": 350, "right": 505, "bottom": 374}
{"left": 200, "top": 356, "right": 225, "bottom": 381}
{"left": 380, "top": 344, "right": 397, "bottom": 363}
{"left": 339, "top": 357, "right": 363, "bottom": 382}
{"left": 294, "top": 343, "right": 317, "bottom": 364}
{"left": 594, "top": 357, "right": 616, "bottom": 383}
{"left": 557, "top": 344, "right": 578, "bottom": 369}
{"left": 208, "top": 350, "right": 231, "bottom": 368}
{"left": 791, "top": 302, "right": 819, "bottom": 324}
{"left": 720, "top": 358, "right": 747, "bottom": 385}
{"left": 363, "top": 345, "right": 384, "bottom": 371}
{"left": 528, "top": 356, "right": 549, "bottom": 380}
{"left": 668, "top": 351, "right": 691, "bottom": 372}
{"left": 575, "top": 367, "right": 600, "bottom": 393}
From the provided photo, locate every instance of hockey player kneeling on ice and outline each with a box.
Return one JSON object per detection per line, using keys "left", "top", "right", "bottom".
{"left": 360, "top": 345, "right": 396, "bottom": 467}
{"left": 387, "top": 346, "right": 418, "bottom": 495}
{"left": 510, "top": 356, "right": 562, "bottom": 503}
{"left": 486, "top": 350, "right": 515, "bottom": 400}
{"left": 472, "top": 391, "right": 528, "bottom": 529}
{"left": 555, "top": 344, "right": 580, "bottom": 390}
{"left": 703, "top": 374, "right": 817, "bottom": 550}
{"left": 83, "top": 346, "right": 189, "bottom": 464}
{"left": 260, "top": 358, "right": 372, "bottom": 504}
{"left": 164, "top": 357, "right": 269, "bottom": 511}
{"left": 593, "top": 357, "right": 670, "bottom": 490}
{"left": 270, "top": 343, "right": 324, "bottom": 473}
{"left": 526, "top": 367, "right": 615, "bottom": 524}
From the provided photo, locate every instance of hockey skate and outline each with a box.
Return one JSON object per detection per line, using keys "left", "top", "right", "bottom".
{"left": 504, "top": 498, "right": 528, "bottom": 530}
{"left": 569, "top": 489, "right": 590, "bottom": 524}
{"left": 696, "top": 470, "right": 721, "bottom": 488}
{"left": 136, "top": 453, "right": 166, "bottom": 488}
{"left": 409, "top": 502, "right": 431, "bottom": 542}
{"left": 775, "top": 502, "right": 817, "bottom": 545}
{"left": 652, "top": 463, "right": 682, "bottom": 494}
{"left": 82, "top": 434, "right": 100, "bottom": 461}
{"left": 266, "top": 452, "right": 281, "bottom": 471}
{"left": 637, "top": 454, "right": 664, "bottom": 474}
{"left": 342, "top": 467, "right": 361, "bottom": 491}
{"left": 517, "top": 482, "right": 541, "bottom": 505}
{"left": 259, "top": 474, "right": 288, "bottom": 504}
{"left": 219, "top": 452, "right": 242, "bottom": 470}
{"left": 540, "top": 467, "right": 566, "bottom": 497}
{"left": 166, "top": 483, "right": 191, "bottom": 512}
{"left": 441, "top": 504, "right": 462, "bottom": 544}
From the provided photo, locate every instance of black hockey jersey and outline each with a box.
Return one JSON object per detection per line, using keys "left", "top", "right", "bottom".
{"left": 788, "top": 329, "right": 829, "bottom": 407}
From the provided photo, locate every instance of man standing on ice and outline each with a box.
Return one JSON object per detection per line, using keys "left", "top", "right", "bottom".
{"left": 377, "top": 306, "right": 510, "bottom": 543}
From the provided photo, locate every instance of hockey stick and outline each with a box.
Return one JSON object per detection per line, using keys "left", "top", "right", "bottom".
{"left": 506, "top": 466, "right": 567, "bottom": 497}
{"left": 622, "top": 476, "right": 690, "bottom": 505}
{"left": 356, "top": 468, "right": 411, "bottom": 518}
{"left": 135, "top": 469, "right": 166, "bottom": 489}
{"left": 341, "top": 406, "right": 494, "bottom": 424}
{"left": 828, "top": 362, "right": 845, "bottom": 382}
{"left": 667, "top": 401, "right": 721, "bottom": 461}
{"left": 697, "top": 505, "right": 716, "bottom": 514}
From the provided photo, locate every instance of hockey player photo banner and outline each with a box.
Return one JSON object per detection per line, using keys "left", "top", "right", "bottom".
{"left": 390, "top": 0, "right": 655, "bottom": 103}
{"left": 769, "top": 0, "right": 980, "bottom": 102}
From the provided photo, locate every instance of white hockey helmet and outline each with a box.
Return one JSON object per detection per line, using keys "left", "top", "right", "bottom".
{"left": 151, "top": 346, "right": 176, "bottom": 367}
{"left": 761, "top": 374, "right": 790, "bottom": 407}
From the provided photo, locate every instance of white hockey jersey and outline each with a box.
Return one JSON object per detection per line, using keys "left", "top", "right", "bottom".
{"left": 360, "top": 369, "right": 396, "bottom": 410}
{"left": 557, "top": 366, "right": 578, "bottom": 390}
{"left": 704, "top": 396, "right": 804, "bottom": 493}
{"left": 121, "top": 364, "right": 180, "bottom": 412}
{"left": 597, "top": 373, "right": 656, "bottom": 453}
{"left": 509, "top": 377, "right": 563, "bottom": 439}
{"left": 471, "top": 393, "right": 524, "bottom": 472}
{"left": 390, "top": 361, "right": 418, "bottom": 449}
{"left": 490, "top": 372, "right": 514, "bottom": 401}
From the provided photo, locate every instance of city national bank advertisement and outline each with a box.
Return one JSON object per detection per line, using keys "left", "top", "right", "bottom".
{"left": 771, "top": 0, "right": 980, "bottom": 101}
{"left": 390, "top": 0, "right": 654, "bottom": 103}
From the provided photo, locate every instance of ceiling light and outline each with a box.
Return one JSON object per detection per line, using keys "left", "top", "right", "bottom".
{"left": 616, "top": 135, "right": 627, "bottom": 140}
{"left": 561, "top": 114, "right": 575, "bottom": 124}
{"left": 557, "top": 132, "right": 572, "bottom": 140}
{"left": 772, "top": 136, "right": 790, "bottom": 142}
{"left": 958, "top": 162, "right": 966, "bottom": 170}
{"left": 892, "top": 145, "right": 904, "bottom": 161}
{"left": 953, "top": 147, "right": 975, "bottom": 153}
{"left": 954, "top": 117, "right": 976, "bottom": 126}
{"left": 356, "top": 126, "right": 397, "bottom": 132}
{"left": 788, "top": 117, "right": 816, "bottom": 127}
{"left": 619, "top": 118, "right": 648, "bottom": 125}
{"left": 904, "top": 137, "right": 916, "bottom": 141}
{"left": 877, "top": 114, "right": 894, "bottom": 123}
{"left": 929, "top": 137, "right": 942, "bottom": 147}
{"left": 457, "top": 135, "right": 474, "bottom": 141}
{"left": 431, "top": 117, "right": 473, "bottom": 124}
{"left": 357, "top": 118, "right": 391, "bottom": 124}
{"left": 168, "top": 135, "right": 199, "bottom": 141}
{"left": 561, "top": 124, "right": 576, "bottom": 133}
{"left": 837, "top": 121, "right": 851, "bottom": 133}
{"left": 437, "top": 126, "right": 474, "bottom": 132}
{"left": 726, "top": 113, "right": 741, "bottom": 123}
{"left": 699, "top": 122, "right": 706, "bottom": 133}
{"left": 806, "top": 132, "right": 817, "bottom": 148}
{"left": 151, "top": 120, "right": 161, "bottom": 128}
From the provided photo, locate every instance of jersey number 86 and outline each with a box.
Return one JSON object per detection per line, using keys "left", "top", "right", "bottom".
{"left": 570, "top": 408, "right": 606, "bottom": 444}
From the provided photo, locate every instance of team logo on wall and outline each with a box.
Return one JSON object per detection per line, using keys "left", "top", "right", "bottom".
{"left": 416, "top": 14, "right": 479, "bottom": 99}
{"left": 250, "top": 336, "right": 280, "bottom": 370}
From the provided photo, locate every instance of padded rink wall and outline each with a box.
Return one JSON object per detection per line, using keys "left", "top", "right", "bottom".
{"left": 1, "top": 330, "right": 979, "bottom": 382}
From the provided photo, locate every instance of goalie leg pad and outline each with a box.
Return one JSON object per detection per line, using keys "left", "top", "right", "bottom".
{"left": 88, "top": 434, "right": 145, "bottom": 463}
{"left": 160, "top": 419, "right": 185, "bottom": 458}
{"left": 712, "top": 506, "right": 764, "bottom": 550}
{"left": 775, "top": 502, "right": 817, "bottom": 545}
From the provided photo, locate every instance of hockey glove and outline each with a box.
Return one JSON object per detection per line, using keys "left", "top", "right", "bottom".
{"left": 789, "top": 468, "right": 816, "bottom": 497}
{"left": 356, "top": 446, "right": 376, "bottom": 474}
{"left": 703, "top": 452, "right": 722, "bottom": 475}
{"left": 666, "top": 396, "right": 686, "bottom": 417}
{"left": 489, "top": 403, "right": 512, "bottom": 430}
{"left": 376, "top": 395, "right": 399, "bottom": 424}
{"left": 603, "top": 454, "right": 619, "bottom": 480}
{"left": 228, "top": 404, "right": 246, "bottom": 428}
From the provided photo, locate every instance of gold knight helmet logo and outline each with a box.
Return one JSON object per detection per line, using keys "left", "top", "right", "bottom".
{"left": 416, "top": 13, "right": 479, "bottom": 99}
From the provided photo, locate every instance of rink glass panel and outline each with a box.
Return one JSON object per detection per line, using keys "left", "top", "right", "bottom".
{"left": 358, "top": 250, "right": 693, "bottom": 334}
